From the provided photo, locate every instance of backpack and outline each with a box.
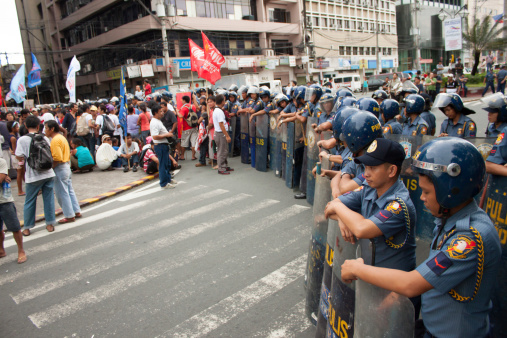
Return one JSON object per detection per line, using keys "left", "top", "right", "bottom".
{"left": 101, "top": 115, "right": 115, "bottom": 135}
{"left": 184, "top": 104, "right": 199, "bottom": 128}
{"left": 76, "top": 115, "right": 90, "bottom": 136}
{"left": 26, "top": 134, "right": 53, "bottom": 171}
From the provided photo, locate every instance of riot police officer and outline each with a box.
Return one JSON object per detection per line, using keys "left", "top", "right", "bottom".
{"left": 355, "top": 97, "right": 381, "bottom": 118}
{"left": 401, "top": 94, "right": 429, "bottom": 136}
{"left": 420, "top": 93, "right": 437, "bottom": 136}
{"left": 226, "top": 91, "right": 241, "bottom": 156}
{"left": 381, "top": 99, "right": 403, "bottom": 135}
{"left": 485, "top": 93, "right": 507, "bottom": 174}
{"left": 434, "top": 93, "right": 476, "bottom": 138}
{"left": 372, "top": 89, "right": 388, "bottom": 106}
{"left": 483, "top": 92, "right": 507, "bottom": 138}
{"left": 341, "top": 137, "right": 501, "bottom": 338}
{"left": 312, "top": 93, "right": 336, "bottom": 133}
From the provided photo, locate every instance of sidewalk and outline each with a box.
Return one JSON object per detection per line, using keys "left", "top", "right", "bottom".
{"left": 11, "top": 167, "right": 157, "bottom": 225}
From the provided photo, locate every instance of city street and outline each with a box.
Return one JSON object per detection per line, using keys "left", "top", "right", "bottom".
{"left": 0, "top": 157, "right": 316, "bottom": 337}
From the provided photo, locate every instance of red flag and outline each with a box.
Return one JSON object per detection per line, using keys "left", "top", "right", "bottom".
{"left": 188, "top": 39, "right": 205, "bottom": 75}
{"left": 201, "top": 32, "right": 225, "bottom": 68}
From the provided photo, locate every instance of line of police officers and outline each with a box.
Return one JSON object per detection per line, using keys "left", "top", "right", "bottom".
{"left": 215, "top": 82, "right": 505, "bottom": 337}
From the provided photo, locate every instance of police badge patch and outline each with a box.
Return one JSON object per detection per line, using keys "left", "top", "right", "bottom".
{"left": 400, "top": 141, "right": 412, "bottom": 159}
{"left": 495, "top": 133, "right": 504, "bottom": 145}
{"left": 446, "top": 235, "right": 476, "bottom": 259}
{"left": 386, "top": 201, "right": 402, "bottom": 214}
{"left": 367, "top": 140, "right": 378, "bottom": 153}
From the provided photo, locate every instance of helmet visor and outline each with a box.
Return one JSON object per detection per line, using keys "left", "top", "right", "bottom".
{"left": 433, "top": 93, "right": 454, "bottom": 109}
{"left": 481, "top": 92, "right": 507, "bottom": 109}
{"left": 401, "top": 80, "right": 419, "bottom": 93}
{"left": 304, "top": 88, "right": 315, "bottom": 102}
{"left": 238, "top": 85, "right": 247, "bottom": 95}
{"left": 333, "top": 99, "right": 342, "bottom": 112}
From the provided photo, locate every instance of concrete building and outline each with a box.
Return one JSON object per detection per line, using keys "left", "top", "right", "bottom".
{"left": 16, "top": 0, "right": 400, "bottom": 100}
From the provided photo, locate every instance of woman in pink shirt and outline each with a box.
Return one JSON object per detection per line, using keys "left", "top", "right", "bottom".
{"left": 136, "top": 102, "right": 151, "bottom": 143}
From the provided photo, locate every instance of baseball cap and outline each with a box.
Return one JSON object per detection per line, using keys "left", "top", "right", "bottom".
{"left": 101, "top": 135, "right": 111, "bottom": 143}
{"left": 354, "top": 138, "right": 406, "bottom": 167}
{"left": 90, "top": 105, "right": 98, "bottom": 111}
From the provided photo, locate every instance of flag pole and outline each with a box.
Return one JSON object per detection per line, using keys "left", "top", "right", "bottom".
{"left": 191, "top": 70, "right": 194, "bottom": 91}
{"left": 35, "top": 85, "right": 40, "bottom": 105}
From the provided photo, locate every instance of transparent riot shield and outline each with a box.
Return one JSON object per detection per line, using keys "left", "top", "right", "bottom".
{"left": 305, "top": 158, "right": 332, "bottom": 325}
{"left": 249, "top": 114, "right": 256, "bottom": 168}
{"left": 286, "top": 121, "right": 296, "bottom": 188}
{"left": 255, "top": 114, "right": 269, "bottom": 172}
{"left": 228, "top": 116, "right": 236, "bottom": 158}
{"left": 326, "top": 220, "right": 358, "bottom": 338}
{"left": 270, "top": 113, "right": 279, "bottom": 174}
{"left": 306, "top": 117, "right": 320, "bottom": 205}
{"left": 354, "top": 248, "right": 415, "bottom": 338}
{"left": 462, "top": 137, "right": 496, "bottom": 206}
{"left": 281, "top": 123, "right": 288, "bottom": 180}
{"left": 482, "top": 175, "right": 507, "bottom": 337}
{"left": 240, "top": 113, "right": 249, "bottom": 164}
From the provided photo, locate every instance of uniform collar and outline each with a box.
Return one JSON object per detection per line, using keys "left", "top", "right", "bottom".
{"left": 449, "top": 113, "right": 466, "bottom": 126}
{"left": 364, "top": 179, "right": 404, "bottom": 208}
{"left": 435, "top": 200, "right": 478, "bottom": 232}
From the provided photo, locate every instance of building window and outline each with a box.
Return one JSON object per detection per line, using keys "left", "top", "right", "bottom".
{"left": 365, "top": 47, "right": 370, "bottom": 55}
{"left": 268, "top": 8, "right": 291, "bottom": 23}
{"left": 359, "top": 47, "right": 364, "bottom": 55}
{"left": 339, "top": 46, "right": 345, "bottom": 55}
{"left": 346, "top": 46, "right": 351, "bottom": 55}
{"left": 353, "top": 47, "right": 358, "bottom": 55}
{"left": 272, "top": 40, "right": 293, "bottom": 55}
{"left": 312, "top": 16, "right": 319, "bottom": 27}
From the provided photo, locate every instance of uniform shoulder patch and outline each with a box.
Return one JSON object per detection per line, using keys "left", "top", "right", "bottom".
{"left": 420, "top": 126, "right": 427, "bottom": 135}
{"left": 446, "top": 235, "right": 476, "bottom": 259}
{"left": 386, "top": 200, "right": 402, "bottom": 214}
{"left": 469, "top": 123, "right": 475, "bottom": 131}
{"left": 353, "top": 186, "right": 364, "bottom": 192}
{"left": 357, "top": 173, "right": 366, "bottom": 182}
{"left": 495, "top": 133, "right": 504, "bottom": 145}
{"left": 427, "top": 251, "right": 453, "bottom": 276}
{"left": 383, "top": 126, "right": 391, "bottom": 134}
{"left": 412, "top": 130, "right": 417, "bottom": 136}
{"left": 374, "top": 210, "right": 393, "bottom": 223}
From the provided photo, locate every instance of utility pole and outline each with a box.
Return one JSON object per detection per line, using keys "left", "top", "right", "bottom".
{"left": 156, "top": 0, "right": 172, "bottom": 86}
{"left": 414, "top": 0, "right": 421, "bottom": 71}
{"left": 375, "top": 5, "right": 380, "bottom": 75}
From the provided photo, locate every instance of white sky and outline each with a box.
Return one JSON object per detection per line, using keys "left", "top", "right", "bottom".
{"left": 0, "top": 0, "right": 25, "bottom": 65}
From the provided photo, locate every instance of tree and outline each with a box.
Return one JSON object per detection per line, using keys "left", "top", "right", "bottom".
{"left": 462, "top": 15, "right": 507, "bottom": 75}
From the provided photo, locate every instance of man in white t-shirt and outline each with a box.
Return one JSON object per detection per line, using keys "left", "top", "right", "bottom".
{"left": 150, "top": 105, "right": 176, "bottom": 189}
{"left": 212, "top": 94, "right": 232, "bottom": 175}
{"left": 14, "top": 115, "right": 56, "bottom": 236}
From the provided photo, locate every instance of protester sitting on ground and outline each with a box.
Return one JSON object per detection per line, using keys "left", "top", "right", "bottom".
{"left": 70, "top": 138, "right": 95, "bottom": 173}
{"left": 45, "top": 120, "right": 82, "bottom": 224}
{"left": 118, "top": 133, "right": 140, "bottom": 172}
{"left": 15, "top": 115, "right": 56, "bottom": 236}
{"left": 7, "top": 121, "right": 24, "bottom": 196}
{"left": 95, "top": 135, "right": 117, "bottom": 171}
{"left": 0, "top": 157, "right": 27, "bottom": 264}
{"left": 142, "top": 141, "right": 159, "bottom": 174}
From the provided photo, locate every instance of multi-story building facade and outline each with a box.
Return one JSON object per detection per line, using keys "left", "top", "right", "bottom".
{"left": 16, "top": 0, "right": 399, "bottom": 100}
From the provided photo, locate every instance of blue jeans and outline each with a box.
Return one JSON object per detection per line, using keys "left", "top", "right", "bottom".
{"left": 23, "top": 177, "right": 55, "bottom": 230}
{"left": 154, "top": 143, "right": 171, "bottom": 187}
{"left": 121, "top": 154, "right": 139, "bottom": 167}
{"left": 141, "top": 130, "right": 150, "bottom": 143}
{"left": 483, "top": 82, "right": 495, "bottom": 96}
{"left": 497, "top": 82, "right": 505, "bottom": 94}
{"left": 53, "top": 163, "right": 81, "bottom": 218}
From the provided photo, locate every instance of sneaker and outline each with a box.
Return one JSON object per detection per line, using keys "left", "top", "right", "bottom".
{"left": 218, "top": 170, "right": 230, "bottom": 175}
{"left": 123, "top": 166, "right": 129, "bottom": 173}
{"left": 162, "top": 183, "right": 176, "bottom": 189}
{"left": 132, "top": 165, "right": 138, "bottom": 172}
{"left": 170, "top": 179, "right": 178, "bottom": 184}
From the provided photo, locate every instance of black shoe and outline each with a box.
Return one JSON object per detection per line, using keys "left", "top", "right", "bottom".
{"left": 294, "top": 193, "right": 307, "bottom": 199}
{"left": 226, "top": 167, "right": 234, "bottom": 171}
{"left": 218, "top": 170, "right": 230, "bottom": 175}
{"left": 123, "top": 166, "right": 129, "bottom": 173}
{"left": 132, "top": 165, "right": 138, "bottom": 172}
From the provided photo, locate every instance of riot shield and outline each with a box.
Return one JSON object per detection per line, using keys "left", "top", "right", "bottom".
{"left": 482, "top": 175, "right": 507, "bottom": 337}
{"left": 249, "top": 115, "right": 256, "bottom": 168}
{"left": 306, "top": 117, "right": 320, "bottom": 205}
{"left": 354, "top": 248, "right": 415, "bottom": 337}
{"left": 255, "top": 114, "right": 269, "bottom": 172}
{"left": 315, "top": 200, "right": 336, "bottom": 337}
{"left": 240, "top": 114, "right": 249, "bottom": 164}
{"left": 462, "top": 137, "right": 496, "bottom": 205}
{"left": 326, "top": 220, "right": 358, "bottom": 338}
{"left": 228, "top": 116, "right": 236, "bottom": 158}
{"left": 270, "top": 113, "right": 279, "bottom": 175}
{"left": 305, "top": 158, "right": 332, "bottom": 325}
{"left": 286, "top": 121, "right": 296, "bottom": 188}
{"left": 281, "top": 123, "right": 288, "bottom": 180}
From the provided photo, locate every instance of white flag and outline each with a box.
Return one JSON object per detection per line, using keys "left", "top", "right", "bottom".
{"left": 66, "top": 56, "right": 81, "bottom": 103}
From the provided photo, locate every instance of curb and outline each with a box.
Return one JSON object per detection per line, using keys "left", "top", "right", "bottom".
{"left": 20, "top": 173, "right": 159, "bottom": 227}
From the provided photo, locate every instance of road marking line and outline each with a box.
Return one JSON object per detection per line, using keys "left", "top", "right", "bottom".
{"left": 13, "top": 196, "right": 271, "bottom": 304}
{"left": 252, "top": 300, "right": 311, "bottom": 338}
{"left": 0, "top": 189, "right": 230, "bottom": 285}
{"left": 27, "top": 204, "right": 309, "bottom": 328}
{"left": 1, "top": 185, "right": 205, "bottom": 252}
{"left": 156, "top": 255, "right": 306, "bottom": 338}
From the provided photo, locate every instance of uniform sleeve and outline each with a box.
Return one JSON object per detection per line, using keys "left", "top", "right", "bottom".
{"left": 416, "top": 231, "right": 479, "bottom": 293}
{"left": 368, "top": 200, "right": 410, "bottom": 239}
{"left": 325, "top": 111, "right": 336, "bottom": 123}
{"left": 464, "top": 121, "right": 477, "bottom": 138}
{"left": 301, "top": 103, "right": 311, "bottom": 118}
{"left": 282, "top": 104, "right": 292, "bottom": 114}
{"left": 353, "top": 171, "right": 366, "bottom": 185}
{"left": 487, "top": 131, "right": 507, "bottom": 164}
{"left": 263, "top": 103, "right": 273, "bottom": 114}
{"left": 338, "top": 188, "right": 363, "bottom": 213}
{"left": 253, "top": 101, "right": 263, "bottom": 113}
{"left": 341, "top": 159, "right": 356, "bottom": 176}
{"left": 383, "top": 125, "right": 393, "bottom": 135}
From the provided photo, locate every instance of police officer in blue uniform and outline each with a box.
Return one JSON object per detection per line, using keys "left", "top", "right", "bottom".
{"left": 226, "top": 91, "right": 241, "bottom": 156}
{"left": 341, "top": 137, "right": 501, "bottom": 338}
{"left": 372, "top": 89, "right": 388, "bottom": 106}
{"left": 338, "top": 111, "right": 383, "bottom": 195}
{"left": 401, "top": 94, "right": 429, "bottom": 136}
{"left": 312, "top": 93, "right": 336, "bottom": 133}
{"left": 355, "top": 97, "right": 381, "bottom": 118}
{"left": 381, "top": 99, "right": 403, "bottom": 135}
{"left": 485, "top": 94, "right": 507, "bottom": 173}
{"left": 482, "top": 93, "right": 507, "bottom": 138}
{"left": 434, "top": 93, "right": 477, "bottom": 138}
{"left": 420, "top": 93, "right": 437, "bottom": 136}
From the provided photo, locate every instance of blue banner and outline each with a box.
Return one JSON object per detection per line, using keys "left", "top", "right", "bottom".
{"left": 27, "top": 53, "right": 41, "bottom": 88}
{"left": 119, "top": 66, "right": 128, "bottom": 137}
{"left": 9, "top": 64, "right": 26, "bottom": 104}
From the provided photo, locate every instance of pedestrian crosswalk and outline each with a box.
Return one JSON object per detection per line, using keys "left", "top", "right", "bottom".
{"left": 0, "top": 183, "right": 316, "bottom": 337}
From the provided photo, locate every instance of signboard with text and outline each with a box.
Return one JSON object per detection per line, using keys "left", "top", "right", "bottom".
{"left": 444, "top": 18, "right": 462, "bottom": 51}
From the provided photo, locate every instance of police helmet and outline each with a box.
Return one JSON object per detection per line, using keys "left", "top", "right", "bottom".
{"left": 324, "top": 88, "right": 333, "bottom": 94}
{"left": 259, "top": 88, "right": 271, "bottom": 98}
{"left": 228, "top": 91, "right": 238, "bottom": 101}
{"left": 412, "top": 137, "right": 486, "bottom": 209}
{"left": 337, "top": 88, "right": 354, "bottom": 98}
{"left": 401, "top": 88, "right": 418, "bottom": 95}
{"left": 481, "top": 92, "right": 507, "bottom": 122}
{"left": 247, "top": 86, "right": 259, "bottom": 97}
{"left": 216, "top": 88, "right": 228, "bottom": 96}
{"left": 270, "top": 92, "right": 279, "bottom": 100}
{"left": 323, "top": 81, "right": 333, "bottom": 88}
{"left": 229, "top": 84, "right": 239, "bottom": 92}
{"left": 110, "top": 96, "right": 119, "bottom": 103}
{"left": 199, "top": 88, "right": 207, "bottom": 93}
{"left": 238, "top": 85, "right": 249, "bottom": 95}
{"left": 332, "top": 107, "right": 360, "bottom": 140}
{"left": 275, "top": 94, "right": 290, "bottom": 107}
{"left": 320, "top": 93, "right": 335, "bottom": 104}
{"left": 333, "top": 96, "right": 357, "bottom": 113}
{"left": 372, "top": 90, "right": 388, "bottom": 101}
{"left": 380, "top": 99, "right": 400, "bottom": 121}
{"left": 403, "top": 94, "right": 425, "bottom": 115}
{"left": 161, "top": 91, "right": 173, "bottom": 101}
{"left": 433, "top": 93, "right": 475, "bottom": 115}
{"left": 305, "top": 84, "right": 324, "bottom": 102}
{"left": 341, "top": 110, "right": 382, "bottom": 154}
{"left": 293, "top": 86, "right": 307, "bottom": 102}
{"left": 354, "top": 97, "right": 380, "bottom": 118}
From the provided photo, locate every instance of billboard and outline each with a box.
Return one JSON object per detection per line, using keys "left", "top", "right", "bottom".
{"left": 444, "top": 18, "right": 463, "bottom": 51}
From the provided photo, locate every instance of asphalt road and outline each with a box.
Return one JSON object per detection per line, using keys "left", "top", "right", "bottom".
{"left": 0, "top": 157, "right": 317, "bottom": 337}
